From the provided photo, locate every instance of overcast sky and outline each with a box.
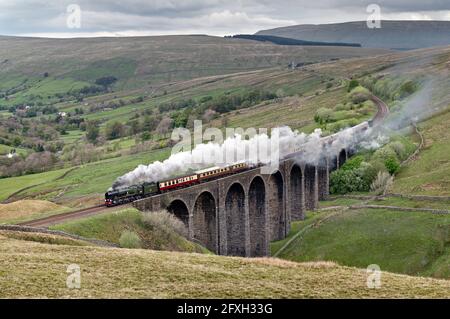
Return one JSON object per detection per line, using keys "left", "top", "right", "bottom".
{"left": 0, "top": 0, "right": 449, "bottom": 38}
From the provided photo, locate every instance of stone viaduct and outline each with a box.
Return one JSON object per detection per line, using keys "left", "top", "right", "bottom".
{"left": 133, "top": 148, "right": 349, "bottom": 257}
{"left": 132, "top": 95, "right": 386, "bottom": 257}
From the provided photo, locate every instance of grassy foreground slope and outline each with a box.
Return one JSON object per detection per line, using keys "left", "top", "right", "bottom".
{"left": 0, "top": 234, "right": 449, "bottom": 298}
{"left": 272, "top": 209, "right": 450, "bottom": 279}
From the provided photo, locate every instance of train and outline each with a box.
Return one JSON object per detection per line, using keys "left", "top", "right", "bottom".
{"left": 105, "top": 162, "right": 249, "bottom": 207}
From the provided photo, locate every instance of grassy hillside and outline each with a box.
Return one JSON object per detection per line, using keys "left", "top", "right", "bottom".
{"left": 51, "top": 208, "right": 208, "bottom": 254}
{"left": 0, "top": 168, "right": 71, "bottom": 202}
{"left": 272, "top": 208, "right": 450, "bottom": 279}
{"left": 0, "top": 233, "right": 448, "bottom": 298}
{"left": 257, "top": 21, "right": 450, "bottom": 50}
{"left": 392, "top": 107, "right": 450, "bottom": 196}
{"left": 4, "top": 148, "right": 171, "bottom": 206}
{"left": 0, "top": 200, "right": 69, "bottom": 225}
{"left": 0, "top": 35, "right": 389, "bottom": 106}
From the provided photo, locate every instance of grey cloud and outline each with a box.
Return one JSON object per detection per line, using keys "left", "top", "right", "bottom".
{"left": 0, "top": 0, "right": 448, "bottom": 36}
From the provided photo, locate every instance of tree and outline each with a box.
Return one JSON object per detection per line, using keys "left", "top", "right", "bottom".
{"left": 86, "top": 121, "right": 100, "bottom": 144}
{"left": 105, "top": 121, "right": 125, "bottom": 140}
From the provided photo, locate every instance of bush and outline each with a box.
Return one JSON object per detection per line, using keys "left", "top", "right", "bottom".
{"left": 340, "top": 155, "right": 364, "bottom": 171}
{"left": 371, "top": 171, "right": 394, "bottom": 195}
{"left": 348, "top": 86, "right": 371, "bottom": 104}
{"left": 119, "top": 230, "right": 142, "bottom": 249}
{"left": 141, "top": 211, "right": 188, "bottom": 239}
{"left": 330, "top": 161, "right": 377, "bottom": 194}
{"left": 314, "top": 107, "right": 333, "bottom": 124}
{"left": 373, "top": 147, "right": 398, "bottom": 163}
{"left": 385, "top": 157, "right": 401, "bottom": 175}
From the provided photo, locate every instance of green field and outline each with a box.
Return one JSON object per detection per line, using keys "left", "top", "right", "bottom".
{"left": 272, "top": 208, "right": 450, "bottom": 279}
{"left": 13, "top": 148, "right": 171, "bottom": 204}
{"left": 0, "top": 168, "right": 71, "bottom": 202}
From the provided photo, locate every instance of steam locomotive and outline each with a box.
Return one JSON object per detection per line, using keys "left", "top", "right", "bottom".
{"left": 105, "top": 162, "right": 249, "bottom": 207}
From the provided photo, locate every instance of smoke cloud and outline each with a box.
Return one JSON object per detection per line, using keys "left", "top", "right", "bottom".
{"left": 111, "top": 124, "right": 372, "bottom": 190}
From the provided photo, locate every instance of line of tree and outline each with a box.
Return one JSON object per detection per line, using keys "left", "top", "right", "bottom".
{"left": 230, "top": 34, "right": 361, "bottom": 47}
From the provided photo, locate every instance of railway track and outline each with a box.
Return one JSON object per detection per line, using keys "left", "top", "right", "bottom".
{"left": 371, "top": 95, "right": 390, "bottom": 125}
{"left": 17, "top": 204, "right": 126, "bottom": 228}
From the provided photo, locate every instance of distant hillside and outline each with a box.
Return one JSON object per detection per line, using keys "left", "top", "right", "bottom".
{"left": 0, "top": 35, "right": 387, "bottom": 88}
{"left": 230, "top": 34, "right": 361, "bottom": 47}
{"left": 257, "top": 21, "right": 450, "bottom": 50}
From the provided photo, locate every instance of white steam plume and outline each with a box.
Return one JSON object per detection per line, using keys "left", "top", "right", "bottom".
{"left": 111, "top": 125, "right": 372, "bottom": 190}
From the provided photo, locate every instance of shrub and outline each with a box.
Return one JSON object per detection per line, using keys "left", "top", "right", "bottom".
{"left": 373, "top": 147, "right": 398, "bottom": 162}
{"left": 371, "top": 171, "right": 394, "bottom": 195}
{"left": 119, "top": 230, "right": 142, "bottom": 249}
{"left": 385, "top": 157, "right": 401, "bottom": 175}
{"left": 330, "top": 161, "right": 376, "bottom": 194}
{"left": 314, "top": 107, "right": 333, "bottom": 124}
{"left": 340, "top": 155, "right": 364, "bottom": 171}
{"left": 141, "top": 211, "right": 188, "bottom": 239}
{"left": 348, "top": 86, "right": 371, "bottom": 104}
